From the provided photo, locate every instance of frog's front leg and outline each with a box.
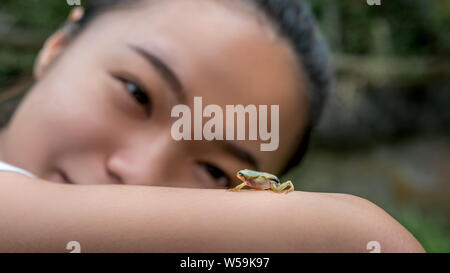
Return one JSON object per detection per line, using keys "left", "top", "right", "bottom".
{"left": 270, "top": 180, "right": 294, "bottom": 194}
{"left": 228, "top": 182, "right": 247, "bottom": 192}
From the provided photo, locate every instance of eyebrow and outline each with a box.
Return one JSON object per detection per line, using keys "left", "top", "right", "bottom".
{"left": 127, "top": 44, "right": 186, "bottom": 102}
{"left": 222, "top": 141, "right": 259, "bottom": 170}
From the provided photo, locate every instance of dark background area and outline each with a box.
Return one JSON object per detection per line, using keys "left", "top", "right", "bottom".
{"left": 0, "top": 0, "right": 449, "bottom": 252}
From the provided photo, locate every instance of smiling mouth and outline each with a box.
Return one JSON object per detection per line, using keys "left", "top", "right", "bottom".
{"left": 58, "top": 169, "right": 75, "bottom": 184}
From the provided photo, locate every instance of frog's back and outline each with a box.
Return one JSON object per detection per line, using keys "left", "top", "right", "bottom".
{"left": 243, "top": 169, "right": 279, "bottom": 182}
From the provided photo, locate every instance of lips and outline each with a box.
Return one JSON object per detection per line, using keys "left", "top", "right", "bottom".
{"left": 57, "top": 169, "right": 75, "bottom": 184}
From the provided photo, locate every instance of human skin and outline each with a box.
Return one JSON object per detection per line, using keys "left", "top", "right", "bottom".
{"left": 0, "top": 0, "right": 424, "bottom": 252}
{"left": 0, "top": 173, "right": 424, "bottom": 252}
{"left": 0, "top": 0, "right": 307, "bottom": 188}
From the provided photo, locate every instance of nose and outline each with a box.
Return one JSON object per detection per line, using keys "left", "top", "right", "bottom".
{"left": 106, "top": 134, "right": 175, "bottom": 186}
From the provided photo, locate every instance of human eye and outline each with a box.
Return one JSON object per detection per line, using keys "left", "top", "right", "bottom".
{"left": 198, "top": 162, "right": 232, "bottom": 188}
{"left": 116, "top": 76, "right": 152, "bottom": 116}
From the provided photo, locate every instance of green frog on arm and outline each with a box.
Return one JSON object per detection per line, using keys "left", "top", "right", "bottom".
{"left": 230, "top": 169, "right": 294, "bottom": 194}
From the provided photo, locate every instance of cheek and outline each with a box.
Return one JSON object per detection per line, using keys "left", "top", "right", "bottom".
{"left": 5, "top": 82, "right": 117, "bottom": 170}
{"left": 40, "top": 88, "right": 120, "bottom": 154}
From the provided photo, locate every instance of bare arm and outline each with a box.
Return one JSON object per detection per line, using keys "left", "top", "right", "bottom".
{"left": 0, "top": 173, "right": 424, "bottom": 252}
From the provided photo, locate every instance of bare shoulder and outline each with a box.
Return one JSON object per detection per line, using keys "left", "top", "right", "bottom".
{"left": 288, "top": 191, "right": 425, "bottom": 253}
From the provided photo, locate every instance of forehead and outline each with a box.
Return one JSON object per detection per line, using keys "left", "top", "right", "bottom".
{"left": 76, "top": 0, "right": 309, "bottom": 172}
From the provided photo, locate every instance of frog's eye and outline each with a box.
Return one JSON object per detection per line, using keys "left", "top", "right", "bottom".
{"left": 270, "top": 177, "right": 280, "bottom": 184}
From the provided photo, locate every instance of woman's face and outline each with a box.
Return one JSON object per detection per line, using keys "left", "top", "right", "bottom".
{"left": 0, "top": 0, "right": 309, "bottom": 188}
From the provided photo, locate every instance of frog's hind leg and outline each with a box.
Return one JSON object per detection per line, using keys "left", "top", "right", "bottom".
{"left": 270, "top": 180, "right": 294, "bottom": 194}
{"left": 228, "top": 182, "right": 247, "bottom": 192}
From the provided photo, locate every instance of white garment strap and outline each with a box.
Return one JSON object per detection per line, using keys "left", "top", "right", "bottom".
{"left": 0, "top": 160, "right": 36, "bottom": 178}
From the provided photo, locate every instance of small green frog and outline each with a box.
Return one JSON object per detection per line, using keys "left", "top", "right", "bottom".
{"left": 229, "top": 169, "right": 294, "bottom": 194}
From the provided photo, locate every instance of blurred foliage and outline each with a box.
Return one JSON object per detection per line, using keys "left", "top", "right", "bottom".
{"left": 0, "top": 0, "right": 67, "bottom": 29}
{"left": 1, "top": 0, "right": 449, "bottom": 252}
{"left": 394, "top": 207, "right": 450, "bottom": 252}
{"left": 309, "top": 0, "right": 450, "bottom": 56}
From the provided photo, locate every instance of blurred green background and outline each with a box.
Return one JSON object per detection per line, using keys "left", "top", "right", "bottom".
{"left": 0, "top": 0, "right": 449, "bottom": 252}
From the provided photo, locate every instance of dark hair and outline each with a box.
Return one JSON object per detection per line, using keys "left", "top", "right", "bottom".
{"left": 66, "top": 0, "right": 333, "bottom": 175}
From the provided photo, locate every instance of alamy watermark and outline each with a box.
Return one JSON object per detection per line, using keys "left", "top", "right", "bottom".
{"left": 367, "top": 0, "right": 381, "bottom": 6}
{"left": 67, "top": 0, "right": 81, "bottom": 6}
{"left": 65, "top": 240, "right": 379, "bottom": 253}
{"left": 66, "top": 241, "right": 81, "bottom": 253}
{"left": 171, "top": 97, "right": 279, "bottom": 152}
{"left": 367, "top": 241, "right": 381, "bottom": 253}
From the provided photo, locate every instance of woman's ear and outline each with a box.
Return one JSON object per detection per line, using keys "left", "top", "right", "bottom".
{"left": 33, "top": 8, "right": 84, "bottom": 79}
{"left": 33, "top": 29, "right": 70, "bottom": 79}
